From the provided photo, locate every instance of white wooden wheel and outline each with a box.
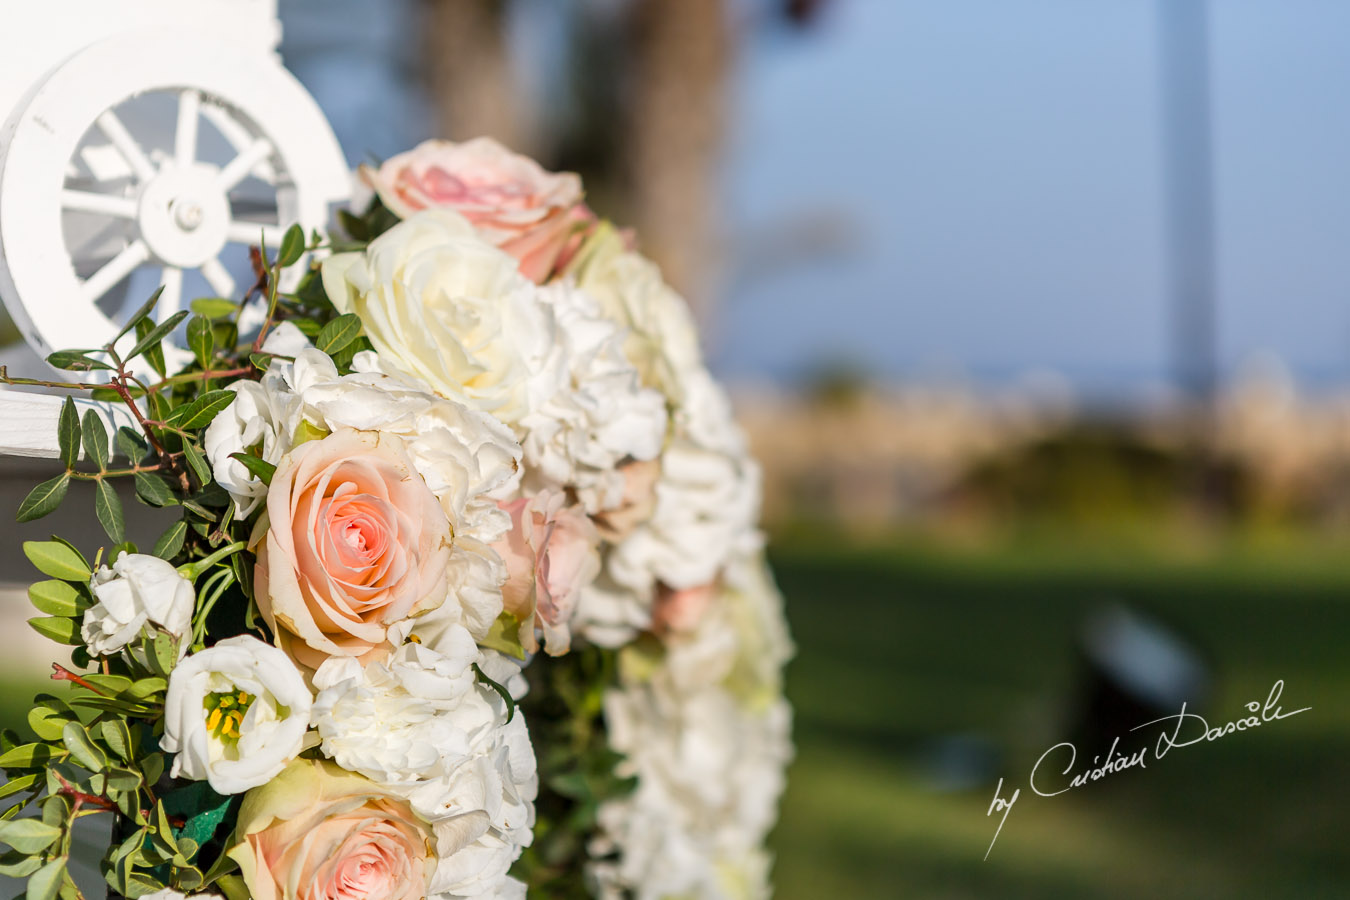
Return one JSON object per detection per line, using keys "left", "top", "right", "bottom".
{"left": 0, "top": 28, "right": 350, "bottom": 367}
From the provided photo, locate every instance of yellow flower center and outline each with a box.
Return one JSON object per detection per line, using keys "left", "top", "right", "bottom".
{"left": 204, "top": 689, "right": 254, "bottom": 743}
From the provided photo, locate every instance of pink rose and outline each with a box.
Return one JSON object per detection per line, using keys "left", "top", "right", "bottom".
{"left": 652, "top": 582, "right": 719, "bottom": 635}
{"left": 590, "top": 458, "right": 661, "bottom": 542}
{"left": 493, "top": 490, "right": 600, "bottom": 656}
{"left": 362, "top": 137, "right": 590, "bottom": 283}
{"left": 256, "top": 429, "right": 452, "bottom": 670}
{"left": 228, "top": 758, "right": 435, "bottom": 900}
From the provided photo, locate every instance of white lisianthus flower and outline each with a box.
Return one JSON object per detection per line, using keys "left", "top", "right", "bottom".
{"left": 81, "top": 553, "right": 194, "bottom": 658}
{"left": 161, "top": 635, "right": 313, "bottom": 795}
{"left": 310, "top": 638, "right": 538, "bottom": 900}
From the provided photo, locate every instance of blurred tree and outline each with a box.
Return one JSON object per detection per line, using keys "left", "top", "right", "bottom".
{"left": 423, "top": 0, "right": 523, "bottom": 148}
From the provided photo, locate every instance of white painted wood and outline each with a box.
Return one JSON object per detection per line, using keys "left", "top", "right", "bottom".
{"left": 0, "top": 391, "right": 135, "bottom": 460}
{"left": 0, "top": 1, "right": 352, "bottom": 457}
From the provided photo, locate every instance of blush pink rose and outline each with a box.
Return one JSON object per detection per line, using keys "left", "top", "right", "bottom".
{"left": 256, "top": 429, "right": 452, "bottom": 671}
{"left": 652, "top": 582, "right": 719, "bottom": 635}
{"left": 493, "top": 490, "right": 600, "bottom": 656}
{"left": 362, "top": 137, "right": 591, "bottom": 283}
{"left": 228, "top": 758, "right": 434, "bottom": 900}
{"left": 590, "top": 458, "right": 661, "bottom": 542}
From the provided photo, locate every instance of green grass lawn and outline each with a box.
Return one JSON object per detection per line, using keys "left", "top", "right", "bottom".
{"left": 3, "top": 532, "right": 1347, "bottom": 898}
{"left": 766, "top": 532, "right": 1350, "bottom": 899}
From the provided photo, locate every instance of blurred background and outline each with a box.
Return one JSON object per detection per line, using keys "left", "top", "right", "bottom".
{"left": 4, "top": 0, "right": 1350, "bottom": 896}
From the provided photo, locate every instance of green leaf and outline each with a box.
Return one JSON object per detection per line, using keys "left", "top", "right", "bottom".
{"left": 228, "top": 452, "right": 276, "bottom": 485}
{"left": 27, "top": 581, "right": 81, "bottom": 617}
{"left": 190, "top": 297, "right": 239, "bottom": 319}
{"left": 115, "top": 286, "right": 164, "bottom": 343}
{"left": 57, "top": 398, "right": 80, "bottom": 468}
{"left": 80, "top": 410, "right": 109, "bottom": 470}
{"left": 473, "top": 663, "right": 517, "bottom": 723}
{"left": 152, "top": 520, "right": 188, "bottom": 560}
{"left": 16, "top": 474, "right": 70, "bottom": 523}
{"left": 94, "top": 479, "right": 125, "bottom": 543}
{"left": 182, "top": 442, "right": 211, "bottom": 486}
{"left": 61, "top": 722, "right": 106, "bottom": 772}
{"left": 134, "top": 317, "right": 165, "bottom": 378}
{"left": 27, "top": 706, "right": 75, "bottom": 742}
{"left": 479, "top": 611, "right": 527, "bottom": 661}
{"left": 28, "top": 617, "right": 80, "bottom": 645}
{"left": 126, "top": 310, "right": 189, "bottom": 362}
{"left": 315, "top": 313, "right": 363, "bottom": 356}
{"left": 167, "top": 390, "right": 236, "bottom": 432}
{"left": 216, "top": 874, "right": 251, "bottom": 900}
{"left": 45, "top": 350, "right": 112, "bottom": 372}
{"left": 0, "top": 850, "right": 42, "bottom": 877}
{"left": 115, "top": 425, "right": 146, "bottom": 465}
{"left": 23, "top": 541, "right": 90, "bottom": 581}
{"left": 0, "top": 774, "right": 39, "bottom": 801}
{"left": 149, "top": 632, "right": 176, "bottom": 677}
{"left": 337, "top": 208, "right": 369, "bottom": 241}
{"left": 99, "top": 720, "right": 134, "bottom": 763}
{"left": 277, "top": 223, "right": 306, "bottom": 268}
{"left": 27, "top": 855, "right": 66, "bottom": 900}
{"left": 134, "top": 471, "right": 177, "bottom": 507}
{"left": 0, "top": 818, "right": 60, "bottom": 853}
{"left": 187, "top": 315, "right": 214, "bottom": 368}
{"left": 249, "top": 352, "right": 274, "bottom": 372}
{"left": 142, "top": 753, "right": 164, "bottom": 788}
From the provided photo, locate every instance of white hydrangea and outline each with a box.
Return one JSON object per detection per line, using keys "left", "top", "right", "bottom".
{"left": 575, "top": 371, "right": 763, "bottom": 645}
{"left": 587, "top": 554, "right": 793, "bottom": 900}
{"left": 205, "top": 343, "right": 522, "bottom": 641}
{"left": 520, "top": 282, "right": 667, "bottom": 514}
{"left": 311, "top": 640, "right": 538, "bottom": 900}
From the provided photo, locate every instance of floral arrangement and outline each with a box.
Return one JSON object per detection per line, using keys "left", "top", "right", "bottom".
{"left": 0, "top": 138, "right": 792, "bottom": 900}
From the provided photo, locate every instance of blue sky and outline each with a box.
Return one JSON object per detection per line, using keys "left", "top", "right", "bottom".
{"left": 716, "top": 0, "right": 1350, "bottom": 394}
{"left": 282, "top": 0, "right": 1350, "bottom": 396}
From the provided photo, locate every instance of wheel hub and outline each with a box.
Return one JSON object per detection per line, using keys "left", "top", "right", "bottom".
{"left": 137, "top": 163, "right": 230, "bottom": 267}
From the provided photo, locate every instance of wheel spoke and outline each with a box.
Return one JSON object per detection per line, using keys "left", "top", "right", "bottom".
{"left": 175, "top": 89, "right": 201, "bottom": 165}
{"left": 200, "top": 257, "right": 236, "bottom": 297}
{"left": 95, "top": 111, "right": 156, "bottom": 182}
{"left": 158, "top": 266, "right": 184, "bottom": 319}
{"left": 81, "top": 240, "right": 150, "bottom": 303}
{"left": 216, "top": 138, "right": 274, "bottom": 192}
{"left": 202, "top": 106, "right": 277, "bottom": 184}
{"left": 225, "top": 221, "right": 286, "bottom": 247}
{"left": 61, "top": 189, "right": 137, "bottom": 219}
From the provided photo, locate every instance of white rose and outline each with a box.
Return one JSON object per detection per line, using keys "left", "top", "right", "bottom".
{"left": 81, "top": 553, "right": 194, "bottom": 658}
{"left": 322, "top": 209, "right": 552, "bottom": 423}
{"left": 161, "top": 635, "right": 313, "bottom": 794}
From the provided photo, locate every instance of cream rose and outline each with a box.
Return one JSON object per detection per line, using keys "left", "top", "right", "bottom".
{"left": 493, "top": 490, "right": 600, "bottom": 656}
{"left": 361, "top": 137, "right": 588, "bottom": 283}
{"left": 256, "top": 428, "right": 452, "bottom": 670}
{"left": 228, "top": 758, "right": 435, "bottom": 900}
{"left": 322, "top": 210, "right": 554, "bottom": 424}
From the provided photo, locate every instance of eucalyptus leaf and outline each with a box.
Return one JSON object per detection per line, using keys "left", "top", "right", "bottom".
{"left": 27, "top": 581, "right": 81, "bottom": 617}
{"left": 0, "top": 818, "right": 60, "bottom": 853}
{"left": 27, "top": 855, "right": 66, "bottom": 900}
{"left": 22, "top": 540, "right": 90, "bottom": 581}
{"left": 80, "top": 408, "right": 109, "bottom": 471}
{"left": 57, "top": 398, "right": 80, "bottom": 468}
{"left": 16, "top": 474, "right": 70, "bottom": 523}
